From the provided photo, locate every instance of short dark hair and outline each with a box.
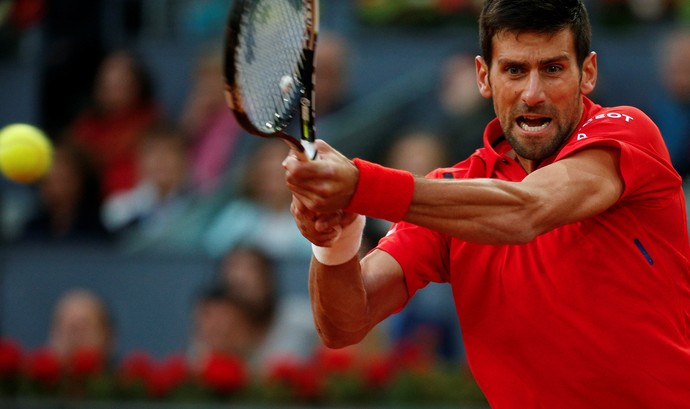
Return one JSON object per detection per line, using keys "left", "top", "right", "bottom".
{"left": 479, "top": 0, "right": 592, "bottom": 69}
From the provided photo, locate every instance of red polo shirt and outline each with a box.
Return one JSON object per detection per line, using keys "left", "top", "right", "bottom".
{"left": 377, "top": 97, "right": 690, "bottom": 408}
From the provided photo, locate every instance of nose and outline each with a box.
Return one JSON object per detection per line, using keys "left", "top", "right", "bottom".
{"left": 521, "top": 71, "right": 546, "bottom": 107}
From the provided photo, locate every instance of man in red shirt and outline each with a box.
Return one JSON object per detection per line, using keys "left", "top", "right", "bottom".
{"left": 283, "top": 0, "right": 690, "bottom": 407}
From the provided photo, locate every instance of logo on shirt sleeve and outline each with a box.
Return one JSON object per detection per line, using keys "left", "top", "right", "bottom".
{"left": 581, "top": 111, "right": 635, "bottom": 129}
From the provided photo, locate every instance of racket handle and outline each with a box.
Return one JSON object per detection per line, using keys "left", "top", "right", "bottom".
{"left": 302, "top": 139, "right": 317, "bottom": 160}
{"left": 282, "top": 139, "right": 316, "bottom": 161}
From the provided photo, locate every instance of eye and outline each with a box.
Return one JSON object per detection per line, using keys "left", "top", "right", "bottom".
{"left": 544, "top": 64, "right": 563, "bottom": 74}
{"left": 506, "top": 65, "right": 523, "bottom": 76}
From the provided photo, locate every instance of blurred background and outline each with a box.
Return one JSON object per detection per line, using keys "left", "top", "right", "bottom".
{"left": 0, "top": 0, "right": 689, "bottom": 404}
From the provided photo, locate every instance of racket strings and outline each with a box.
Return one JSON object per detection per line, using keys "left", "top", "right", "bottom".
{"left": 236, "top": 0, "right": 308, "bottom": 134}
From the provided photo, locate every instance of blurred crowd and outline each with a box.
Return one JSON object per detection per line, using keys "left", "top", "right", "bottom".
{"left": 0, "top": 0, "right": 689, "bottom": 384}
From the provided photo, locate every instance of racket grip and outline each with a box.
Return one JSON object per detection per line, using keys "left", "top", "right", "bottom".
{"left": 302, "top": 140, "right": 317, "bottom": 160}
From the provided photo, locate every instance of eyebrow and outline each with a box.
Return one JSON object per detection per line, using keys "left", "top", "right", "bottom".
{"left": 497, "top": 54, "right": 571, "bottom": 67}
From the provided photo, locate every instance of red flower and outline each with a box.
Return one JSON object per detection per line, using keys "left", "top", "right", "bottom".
{"left": 159, "top": 354, "right": 188, "bottom": 388}
{"left": 70, "top": 347, "right": 105, "bottom": 377}
{"left": 362, "top": 354, "right": 396, "bottom": 389}
{"left": 200, "top": 352, "right": 247, "bottom": 394}
{"left": 393, "top": 341, "right": 434, "bottom": 373}
{"left": 265, "top": 355, "right": 302, "bottom": 384}
{"left": 118, "top": 350, "right": 154, "bottom": 384}
{"left": 290, "top": 361, "right": 323, "bottom": 401}
{"left": 146, "top": 354, "right": 189, "bottom": 398}
{"left": 25, "top": 348, "right": 61, "bottom": 385}
{"left": 312, "top": 346, "right": 355, "bottom": 374}
{"left": 265, "top": 355, "right": 323, "bottom": 401}
{"left": 0, "top": 338, "right": 22, "bottom": 378}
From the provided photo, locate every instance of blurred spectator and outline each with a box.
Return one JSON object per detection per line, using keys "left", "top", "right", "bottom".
{"left": 37, "top": 0, "right": 104, "bottom": 136}
{"left": 384, "top": 129, "right": 450, "bottom": 176}
{"left": 67, "top": 48, "right": 160, "bottom": 198}
{"left": 176, "top": 0, "right": 230, "bottom": 43}
{"left": 597, "top": 0, "right": 677, "bottom": 26}
{"left": 21, "top": 141, "right": 109, "bottom": 242}
{"left": 187, "top": 285, "right": 259, "bottom": 373}
{"left": 179, "top": 46, "right": 247, "bottom": 196}
{"left": 202, "top": 139, "right": 312, "bottom": 291}
{"left": 314, "top": 32, "right": 352, "bottom": 117}
{"left": 217, "top": 246, "right": 318, "bottom": 368}
{"left": 188, "top": 246, "right": 318, "bottom": 375}
{"left": 0, "top": 178, "right": 35, "bottom": 241}
{"left": 364, "top": 52, "right": 493, "bottom": 164}
{"left": 0, "top": 0, "right": 44, "bottom": 59}
{"left": 650, "top": 27, "right": 690, "bottom": 178}
{"left": 47, "top": 288, "right": 115, "bottom": 366}
{"left": 101, "top": 124, "right": 192, "bottom": 241}
{"left": 423, "top": 52, "right": 494, "bottom": 161}
{"left": 367, "top": 129, "right": 450, "bottom": 242}
{"left": 213, "top": 246, "right": 276, "bottom": 321}
{"left": 626, "top": 0, "right": 675, "bottom": 22}
{"left": 368, "top": 129, "right": 464, "bottom": 364}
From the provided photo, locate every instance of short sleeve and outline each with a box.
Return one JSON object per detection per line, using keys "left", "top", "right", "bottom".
{"left": 557, "top": 106, "right": 681, "bottom": 204}
{"left": 376, "top": 221, "right": 450, "bottom": 299}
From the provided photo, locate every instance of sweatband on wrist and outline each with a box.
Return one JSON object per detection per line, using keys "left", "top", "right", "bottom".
{"left": 344, "top": 158, "right": 414, "bottom": 222}
{"left": 312, "top": 214, "right": 366, "bottom": 266}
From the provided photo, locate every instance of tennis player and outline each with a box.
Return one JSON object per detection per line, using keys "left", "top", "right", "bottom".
{"left": 283, "top": 0, "right": 690, "bottom": 407}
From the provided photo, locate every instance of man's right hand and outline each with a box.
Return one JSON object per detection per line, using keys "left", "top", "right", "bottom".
{"left": 283, "top": 139, "right": 359, "bottom": 214}
{"left": 290, "top": 195, "right": 360, "bottom": 247}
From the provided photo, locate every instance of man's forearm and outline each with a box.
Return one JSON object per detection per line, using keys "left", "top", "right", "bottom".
{"left": 309, "top": 256, "right": 372, "bottom": 348}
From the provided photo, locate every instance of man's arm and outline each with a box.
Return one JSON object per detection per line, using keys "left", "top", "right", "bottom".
{"left": 407, "top": 148, "right": 624, "bottom": 244}
{"left": 284, "top": 140, "right": 623, "bottom": 346}
{"left": 289, "top": 196, "right": 408, "bottom": 348}
{"left": 285, "top": 140, "right": 623, "bottom": 245}
{"left": 308, "top": 250, "right": 408, "bottom": 348}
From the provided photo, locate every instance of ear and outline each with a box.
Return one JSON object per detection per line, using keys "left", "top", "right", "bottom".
{"left": 580, "top": 51, "right": 597, "bottom": 96}
{"left": 475, "top": 56, "right": 492, "bottom": 99}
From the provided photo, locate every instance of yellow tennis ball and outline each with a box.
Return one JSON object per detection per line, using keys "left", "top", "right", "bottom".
{"left": 0, "top": 123, "right": 53, "bottom": 183}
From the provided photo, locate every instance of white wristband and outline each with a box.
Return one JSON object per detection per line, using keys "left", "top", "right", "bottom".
{"left": 311, "top": 214, "right": 366, "bottom": 266}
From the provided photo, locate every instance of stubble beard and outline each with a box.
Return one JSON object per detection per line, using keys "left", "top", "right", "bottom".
{"left": 501, "top": 100, "right": 582, "bottom": 163}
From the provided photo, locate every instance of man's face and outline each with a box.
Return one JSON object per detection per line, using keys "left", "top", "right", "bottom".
{"left": 476, "top": 29, "right": 597, "bottom": 164}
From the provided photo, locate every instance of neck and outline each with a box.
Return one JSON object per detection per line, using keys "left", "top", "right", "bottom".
{"left": 517, "top": 156, "right": 539, "bottom": 173}
{"left": 506, "top": 149, "right": 539, "bottom": 173}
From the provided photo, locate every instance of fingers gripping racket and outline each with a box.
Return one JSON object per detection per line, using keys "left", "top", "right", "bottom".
{"left": 224, "top": 0, "right": 319, "bottom": 160}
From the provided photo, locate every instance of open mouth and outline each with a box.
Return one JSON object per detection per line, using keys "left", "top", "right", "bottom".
{"left": 517, "top": 116, "right": 551, "bottom": 132}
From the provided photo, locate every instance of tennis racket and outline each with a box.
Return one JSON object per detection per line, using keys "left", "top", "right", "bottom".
{"left": 224, "top": 0, "right": 319, "bottom": 160}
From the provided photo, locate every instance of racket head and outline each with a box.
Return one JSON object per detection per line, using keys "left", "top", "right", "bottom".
{"left": 224, "top": 0, "right": 318, "bottom": 157}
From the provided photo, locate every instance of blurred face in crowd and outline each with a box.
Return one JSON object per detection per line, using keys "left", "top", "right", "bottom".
{"left": 439, "top": 54, "right": 485, "bottom": 115}
{"left": 49, "top": 290, "right": 112, "bottom": 361}
{"left": 94, "top": 51, "right": 145, "bottom": 114}
{"left": 194, "top": 297, "right": 255, "bottom": 358}
{"left": 476, "top": 29, "right": 597, "bottom": 166}
{"left": 385, "top": 131, "right": 447, "bottom": 176}
{"left": 245, "top": 140, "right": 292, "bottom": 210}
{"left": 138, "top": 132, "right": 188, "bottom": 198}
{"left": 660, "top": 31, "right": 690, "bottom": 103}
{"left": 219, "top": 247, "right": 273, "bottom": 310}
{"left": 39, "top": 145, "right": 83, "bottom": 215}
{"left": 314, "top": 34, "right": 348, "bottom": 115}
